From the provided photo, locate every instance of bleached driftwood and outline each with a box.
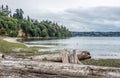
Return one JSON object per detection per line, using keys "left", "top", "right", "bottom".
{"left": 32, "top": 50, "right": 91, "bottom": 63}
{"left": 69, "top": 50, "right": 83, "bottom": 64}
{"left": 61, "top": 49, "right": 69, "bottom": 63}
{"left": 0, "top": 60, "right": 120, "bottom": 78}
{"left": 61, "top": 49, "right": 82, "bottom": 64}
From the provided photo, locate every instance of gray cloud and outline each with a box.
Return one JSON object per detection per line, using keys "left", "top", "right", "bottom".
{"left": 1, "top": 0, "right": 120, "bottom": 32}
{"left": 31, "top": 7, "right": 120, "bottom": 32}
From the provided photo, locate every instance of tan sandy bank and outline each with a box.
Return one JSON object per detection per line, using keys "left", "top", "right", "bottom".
{"left": 2, "top": 37, "right": 20, "bottom": 43}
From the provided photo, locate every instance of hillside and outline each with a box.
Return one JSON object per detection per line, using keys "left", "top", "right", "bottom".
{"left": 0, "top": 5, "right": 71, "bottom": 38}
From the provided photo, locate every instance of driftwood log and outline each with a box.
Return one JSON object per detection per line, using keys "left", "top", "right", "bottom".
{"left": 0, "top": 59, "right": 120, "bottom": 78}
{"left": 62, "top": 49, "right": 83, "bottom": 64}
{"left": 32, "top": 50, "right": 91, "bottom": 63}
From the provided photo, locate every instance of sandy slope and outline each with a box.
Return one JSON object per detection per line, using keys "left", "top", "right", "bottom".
{"left": 2, "top": 37, "right": 20, "bottom": 43}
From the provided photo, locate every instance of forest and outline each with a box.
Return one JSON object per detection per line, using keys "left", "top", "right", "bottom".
{"left": 0, "top": 5, "right": 71, "bottom": 38}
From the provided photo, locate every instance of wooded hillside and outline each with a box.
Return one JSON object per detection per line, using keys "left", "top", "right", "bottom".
{"left": 0, "top": 5, "right": 71, "bottom": 38}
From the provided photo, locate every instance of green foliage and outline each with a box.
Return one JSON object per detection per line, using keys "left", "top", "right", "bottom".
{"left": 0, "top": 5, "right": 72, "bottom": 38}
{"left": 13, "top": 8, "right": 24, "bottom": 19}
{"left": 41, "top": 29, "right": 49, "bottom": 37}
{"left": 0, "top": 5, "right": 11, "bottom": 16}
{"left": 0, "top": 27, "right": 6, "bottom": 35}
{"left": 0, "top": 15, "right": 18, "bottom": 36}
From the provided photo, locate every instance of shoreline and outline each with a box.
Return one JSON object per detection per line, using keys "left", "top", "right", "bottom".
{"left": 0, "top": 37, "right": 120, "bottom": 77}
{"left": 1, "top": 37, "right": 120, "bottom": 59}
{"left": 2, "top": 37, "right": 21, "bottom": 43}
{"left": 1, "top": 37, "right": 64, "bottom": 43}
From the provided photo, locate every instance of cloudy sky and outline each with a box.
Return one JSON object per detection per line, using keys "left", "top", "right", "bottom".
{"left": 0, "top": 0, "right": 120, "bottom": 32}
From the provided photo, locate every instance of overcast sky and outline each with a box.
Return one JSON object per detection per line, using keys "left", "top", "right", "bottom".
{"left": 1, "top": 0, "right": 120, "bottom": 32}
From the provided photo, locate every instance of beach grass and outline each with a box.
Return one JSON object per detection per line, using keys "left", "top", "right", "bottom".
{"left": 0, "top": 39, "right": 59, "bottom": 56}
{"left": 30, "top": 46, "right": 50, "bottom": 50}
{"left": 82, "top": 59, "right": 120, "bottom": 67}
{"left": 17, "top": 50, "right": 58, "bottom": 56}
{"left": 0, "top": 39, "right": 26, "bottom": 53}
{"left": 17, "top": 48, "right": 58, "bottom": 56}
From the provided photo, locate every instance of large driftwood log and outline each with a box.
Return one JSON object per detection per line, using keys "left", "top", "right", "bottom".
{"left": 61, "top": 49, "right": 82, "bottom": 64}
{"left": 0, "top": 60, "right": 120, "bottom": 77}
{"left": 69, "top": 50, "right": 83, "bottom": 64}
{"left": 32, "top": 50, "right": 91, "bottom": 62}
{"left": 61, "top": 49, "right": 69, "bottom": 63}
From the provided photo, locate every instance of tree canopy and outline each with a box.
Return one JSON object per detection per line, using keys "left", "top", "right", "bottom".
{"left": 0, "top": 5, "right": 71, "bottom": 38}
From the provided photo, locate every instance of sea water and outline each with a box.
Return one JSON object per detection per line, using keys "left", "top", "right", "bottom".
{"left": 24, "top": 37, "right": 120, "bottom": 59}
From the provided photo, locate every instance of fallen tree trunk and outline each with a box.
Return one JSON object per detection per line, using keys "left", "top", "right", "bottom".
{"left": 0, "top": 60, "right": 120, "bottom": 78}
{"left": 31, "top": 51, "right": 91, "bottom": 62}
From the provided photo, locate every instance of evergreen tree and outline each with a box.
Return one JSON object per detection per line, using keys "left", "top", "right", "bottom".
{"left": 13, "top": 8, "right": 24, "bottom": 19}
{"left": 27, "top": 16, "right": 30, "bottom": 21}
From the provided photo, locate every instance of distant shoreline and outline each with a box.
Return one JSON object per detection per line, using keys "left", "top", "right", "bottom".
{"left": 72, "top": 32, "right": 120, "bottom": 37}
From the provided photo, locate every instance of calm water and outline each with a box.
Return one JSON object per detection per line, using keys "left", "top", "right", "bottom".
{"left": 24, "top": 37, "right": 120, "bottom": 59}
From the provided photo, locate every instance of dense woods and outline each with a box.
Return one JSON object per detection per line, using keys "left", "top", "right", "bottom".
{"left": 0, "top": 5, "right": 71, "bottom": 37}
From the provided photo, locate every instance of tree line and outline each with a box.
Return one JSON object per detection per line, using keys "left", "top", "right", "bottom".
{"left": 0, "top": 5, "right": 71, "bottom": 38}
{"left": 72, "top": 32, "right": 120, "bottom": 37}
